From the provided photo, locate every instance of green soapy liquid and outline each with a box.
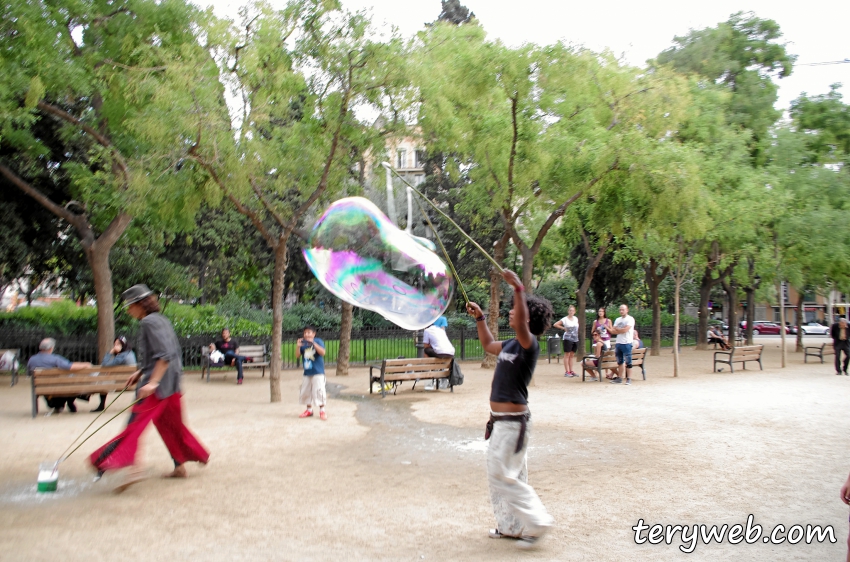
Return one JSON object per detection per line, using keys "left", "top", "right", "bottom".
{"left": 37, "top": 470, "right": 58, "bottom": 492}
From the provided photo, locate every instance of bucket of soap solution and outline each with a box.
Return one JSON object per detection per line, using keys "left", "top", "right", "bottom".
{"left": 38, "top": 462, "right": 59, "bottom": 493}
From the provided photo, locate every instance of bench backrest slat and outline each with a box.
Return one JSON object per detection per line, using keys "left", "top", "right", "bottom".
{"left": 32, "top": 365, "right": 137, "bottom": 376}
{"left": 202, "top": 344, "right": 267, "bottom": 360}
{"left": 382, "top": 358, "right": 452, "bottom": 367}
{"left": 383, "top": 365, "right": 451, "bottom": 375}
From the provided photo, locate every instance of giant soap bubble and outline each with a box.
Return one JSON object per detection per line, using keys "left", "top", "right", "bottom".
{"left": 302, "top": 197, "right": 454, "bottom": 330}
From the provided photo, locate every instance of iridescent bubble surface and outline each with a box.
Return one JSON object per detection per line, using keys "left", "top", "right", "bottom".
{"left": 302, "top": 197, "right": 454, "bottom": 330}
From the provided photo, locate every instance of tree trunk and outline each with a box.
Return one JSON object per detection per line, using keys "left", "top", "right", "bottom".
{"left": 827, "top": 287, "right": 834, "bottom": 326}
{"left": 576, "top": 235, "right": 611, "bottom": 361}
{"left": 673, "top": 276, "right": 682, "bottom": 377}
{"left": 519, "top": 245, "right": 534, "bottom": 293}
{"left": 336, "top": 300, "right": 353, "bottom": 376}
{"left": 744, "top": 287, "right": 756, "bottom": 345}
{"left": 721, "top": 276, "right": 738, "bottom": 347}
{"left": 744, "top": 258, "right": 757, "bottom": 345}
{"left": 645, "top": 258, "right": 668, "bottom": 357}
{"left": 198, "top": 262, "right": 207, "bottom": 306}
{"left": 482, "top": 233, "right": 509, "bottom": 369}
{"left": 576, "top": 289, "right": 587, "bottom": 360}
{"left": 269, "top": 239, "right": 288, "bottom": 402}
{"left": 696, "top": 268, "right": 718, "bottom": 350}
{"left": 777, "top": 281, "right": 787, "bottom": 367}
{"left": 795, "top": 291, "right": 804, "bottom": 352}
{"left": 86, "top": 243, "right": 118, "bottom": 359}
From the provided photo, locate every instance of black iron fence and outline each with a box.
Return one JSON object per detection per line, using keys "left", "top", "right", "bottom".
{"left": 2, "top": 324, "right": 701, "bottom": 371}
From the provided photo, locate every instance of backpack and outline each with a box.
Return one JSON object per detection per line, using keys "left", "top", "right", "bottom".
{"left": 449, "top": 359, "right": 464, "bottom": 386}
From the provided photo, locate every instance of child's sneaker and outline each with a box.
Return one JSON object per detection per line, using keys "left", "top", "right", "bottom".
{"left": 299, "top": 409, "right": 313, "bottom": 418}
{"left": 319, "top": 410, "right": 327, "bottom": 421}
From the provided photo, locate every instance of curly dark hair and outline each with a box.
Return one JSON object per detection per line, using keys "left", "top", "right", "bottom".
{"left": 509, "top": 294, "right": 554, "bottom": 336}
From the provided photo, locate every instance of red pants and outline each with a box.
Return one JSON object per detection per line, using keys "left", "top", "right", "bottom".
{"left": 90, "top": 393, "right": 209, "bottom": 472}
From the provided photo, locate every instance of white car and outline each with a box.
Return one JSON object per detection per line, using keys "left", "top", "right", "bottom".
{"left": 799, "top": 322, "right": 830, "bottom": 335}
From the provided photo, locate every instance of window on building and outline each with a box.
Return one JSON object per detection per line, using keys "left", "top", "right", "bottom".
{"left": 413, "top": 174, "right": 425, "bottom": 186}
{"left": 397, "top": 149, "right": 407, "bottom": 169}
{"left": 415, "top": 149, "right": 426, "bottom": 167}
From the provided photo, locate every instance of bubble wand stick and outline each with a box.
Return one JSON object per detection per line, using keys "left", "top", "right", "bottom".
{"left": 59, "top": 396, "right": 142, "bottom": 464}
{"left": 381, "top": 162, "right": 505, "bottom": 275}
{"left": 410, "top": 193, "right": 470, "bottom": 305}
{"left": 53, "top": 377, "right": 139, "bottom": 468}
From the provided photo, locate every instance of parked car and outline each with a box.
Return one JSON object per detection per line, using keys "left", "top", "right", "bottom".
{"left": 797, "top": 322, "right": 830, "bottom": 335}
{"left": 740, "top": 321, "right": 789, "bottom": 335}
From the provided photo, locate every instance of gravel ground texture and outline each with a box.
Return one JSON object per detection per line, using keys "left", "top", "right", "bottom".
{"left": 0, "top": 335, "right": 846, "bottom": 561}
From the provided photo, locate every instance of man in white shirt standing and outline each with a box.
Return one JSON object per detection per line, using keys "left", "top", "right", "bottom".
{"left": 609, "top": 304, "right": 635, "bottom": 385}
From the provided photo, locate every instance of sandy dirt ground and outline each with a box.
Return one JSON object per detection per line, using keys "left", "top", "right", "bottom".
{"left": 0, "top": 335, "right": 847, "bottom": 561}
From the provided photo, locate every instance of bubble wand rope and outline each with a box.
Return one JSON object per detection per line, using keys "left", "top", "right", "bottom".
{"left": 411, "top": 192, "right": 470, "bottom": 305}
{"left": 381, "top": 163, "right": 505, "bottom": 274}
{"left": 58, "top": 396, "right": 142, "bottom": 465}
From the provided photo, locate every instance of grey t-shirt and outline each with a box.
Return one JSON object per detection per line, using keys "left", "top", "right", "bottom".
{"left": 27, "top": 352, "right": 72, "bottom": 374}
{"left": 137, "top": 313, "right": 182, "bottom": 398}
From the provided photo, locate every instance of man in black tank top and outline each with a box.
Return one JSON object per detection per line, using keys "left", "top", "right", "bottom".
{"left": 466, "top": 269, "right": 555, "bottom": 549}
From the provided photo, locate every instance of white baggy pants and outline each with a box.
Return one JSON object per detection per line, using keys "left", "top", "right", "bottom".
{"left": 487, "top": 412, "right": 554, "bottom": 538}
{"left": 299, "top": 375, "right": 326, "bottom": 407}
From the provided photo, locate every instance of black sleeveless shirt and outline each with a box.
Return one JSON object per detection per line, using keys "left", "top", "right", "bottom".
{"left": 490, "top": 338, "right": 539, "bottom": 405}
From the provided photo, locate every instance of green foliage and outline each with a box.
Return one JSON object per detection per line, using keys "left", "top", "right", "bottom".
{"left": 655, "top": 11, "right": 795, "bottom": 164}
{"left": 0, "top": 300, "right": 98, "bottom": 334}
{"left": 535, "top": 277, "right": 579, "bottom": 317}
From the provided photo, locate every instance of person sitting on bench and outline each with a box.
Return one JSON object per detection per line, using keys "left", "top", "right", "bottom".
{"left": 214, "top": 328, "right": 248, "bottom": 385}
{"left": 422, "top": 319, "right": 455, "bottom": 390}
{"left": 93, "top": 335, "right": 137, "bottom": 412}
{"left": 423, "top": 320, "right": 455, "bottom": 359}
{"left": 27, "top": 338, "right": 92, "bottom": 414}
{"left": 708, "top": 325, "right": 730, "bottom": 350}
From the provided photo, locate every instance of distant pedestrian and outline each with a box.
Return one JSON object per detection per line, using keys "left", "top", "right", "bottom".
{"left": 553, "top": 305, "right": 579, "bottom": 377}
{"left": 297, "top": 326, "right": 327, "bottom": 420}
{"left": 609, "top": 304, "right": 635, "bottom": 385}
{"left": 831, "top": 318, "right": 850, "bottom": 376}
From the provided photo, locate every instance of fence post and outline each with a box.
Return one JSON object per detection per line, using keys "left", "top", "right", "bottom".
{"left": 363, "top": 335, "right": 367, "bottom": 365}
{"left": 460, "top": 327, "right": 465, "bottom": 360}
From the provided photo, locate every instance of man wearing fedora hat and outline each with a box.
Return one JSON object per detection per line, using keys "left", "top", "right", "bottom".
{"left": 90, "top": 284, "right": 209, "bottom": 492}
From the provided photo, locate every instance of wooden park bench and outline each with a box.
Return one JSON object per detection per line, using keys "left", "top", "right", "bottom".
{"left": 201, "top": 344, "right": 270, "bottom": 382}
{"left": 369, "top": 357, "right": 453, "bottom": 397}
{"left": 804, "top": 342, "right": 835, "bottom": 364}
{"left": 30, "top": 365, "right": 138, "bottom": 418}
{"left": 0, "top": 348, "right": 22, "bottom": 387}
{"left": 713, "top": 344, "right": 764, "bottom": 373}
{"left": 580, "top": 347, "right": 648, "bottom": 382}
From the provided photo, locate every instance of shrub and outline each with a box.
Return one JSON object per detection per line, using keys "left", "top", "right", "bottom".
{"left": 0, "top": 301, "right": 98, "bottom": 334}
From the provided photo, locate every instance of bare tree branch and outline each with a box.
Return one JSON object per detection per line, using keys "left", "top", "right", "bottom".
{"left": 0, "top": 163, "right": 86, "bottom": 231}
{"left": 251, "top": 177, "right": 289, "bottom": 228}
{"left": 36, "top": 101, "right": 130, "bottom": 185}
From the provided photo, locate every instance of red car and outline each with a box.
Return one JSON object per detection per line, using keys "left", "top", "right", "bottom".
{"left": 740, "top": 321, "right": 789, "bottom": 335}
